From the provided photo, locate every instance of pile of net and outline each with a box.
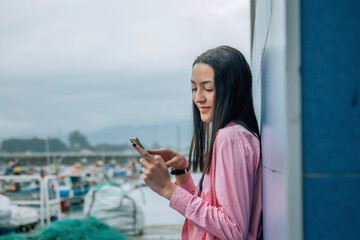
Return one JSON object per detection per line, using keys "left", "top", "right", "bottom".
{"left": 0, "top": 217, "right": 127, "bottom": 240}
{"left": 83, "top": 181, "right": 144, "bottom": 236}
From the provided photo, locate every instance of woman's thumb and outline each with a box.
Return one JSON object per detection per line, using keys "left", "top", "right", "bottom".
{"left": 148, "top": 148, "right": 168, "bottom": 155}
{"left": 148, "top": 149, "right": 161, "bottom": 154}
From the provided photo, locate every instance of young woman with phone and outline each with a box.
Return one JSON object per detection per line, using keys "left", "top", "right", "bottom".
{"left": 133, "top": 46, "right": 262, "bottom": 240}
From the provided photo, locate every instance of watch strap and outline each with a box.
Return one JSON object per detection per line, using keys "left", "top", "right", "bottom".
{"left": 170, "top": 166, "right": 190, "bottom": 175}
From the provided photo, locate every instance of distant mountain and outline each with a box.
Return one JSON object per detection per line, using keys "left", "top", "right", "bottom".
{"left": 86, "top": 121, "right": 193, "bottom": 152}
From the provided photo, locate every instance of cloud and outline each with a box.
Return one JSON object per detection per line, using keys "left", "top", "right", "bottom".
{"left": 0, "top": 0, "right": 249, "bottom": 74}
{"left": 0, "top": 0, "right": 249, "bottom": 139}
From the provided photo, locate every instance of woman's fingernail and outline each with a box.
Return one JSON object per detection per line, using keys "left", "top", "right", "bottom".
{"left": 132, "top": 143, "right": 136, "bottom": 147}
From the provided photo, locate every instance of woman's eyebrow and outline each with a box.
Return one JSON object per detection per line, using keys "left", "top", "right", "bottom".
{"left": 201, "top": 80, "right": 214, "bottom": 85}
{"left": 191, "top": 80, "right": 214, "bottom": 85}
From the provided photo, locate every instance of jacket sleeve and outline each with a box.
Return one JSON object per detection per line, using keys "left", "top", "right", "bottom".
{"left": 169, "top": 138, "right": 257, "bottom": 240}
{"left": 175, "top": 175, "right": 197, "bottom": 195}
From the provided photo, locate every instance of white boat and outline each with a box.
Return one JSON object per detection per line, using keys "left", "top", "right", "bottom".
{"left": 0, "top": 193, "right": 38, "bottom": 232}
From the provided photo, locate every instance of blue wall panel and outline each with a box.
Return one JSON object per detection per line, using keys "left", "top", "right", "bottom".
{"left": 301, "top": 0, "right": 360, "bottom": 173}
{"left": 303, "top": 176, "right": 360, "bottom": 239}
{"left": 301, "top": 0, "right": 360, "bottom": 239}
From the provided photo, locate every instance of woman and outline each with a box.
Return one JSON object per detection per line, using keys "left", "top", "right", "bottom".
{"left": 133, "top": 46, "right": 262, "bottom": 240}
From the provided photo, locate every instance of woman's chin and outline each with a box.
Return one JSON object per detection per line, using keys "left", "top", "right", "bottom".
{"left": 200, "top": 115, "right": 212, "bottom": 123}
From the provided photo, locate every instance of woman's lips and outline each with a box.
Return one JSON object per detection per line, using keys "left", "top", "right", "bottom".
{"left": 198, "top": 107, "right": 210, "bottom": 113}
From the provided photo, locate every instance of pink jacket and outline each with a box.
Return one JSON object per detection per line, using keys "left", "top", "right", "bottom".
{"left": 169, "top": 122, "right": 262, "bottom": 240}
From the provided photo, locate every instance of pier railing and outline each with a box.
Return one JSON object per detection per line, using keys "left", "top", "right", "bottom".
{"left": 0, "top": 150, "right": 189, "bottom": 166}
{"left": 0, "top": 151, "right": 141, "bottom": 166}
{"left": 0, "top": 175, "right": 62, "bottom": 227}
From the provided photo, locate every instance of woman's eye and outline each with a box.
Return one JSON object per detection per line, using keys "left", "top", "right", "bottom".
{"left": 192, "top": 88, "right": 197, "bottom": 92}
{"left": 205, "top": 89, "right": 214, "bottom": 92}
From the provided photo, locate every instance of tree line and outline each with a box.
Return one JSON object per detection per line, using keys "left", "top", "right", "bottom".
{"left": 0, "top": 130, "right": 131, "bottom": 153}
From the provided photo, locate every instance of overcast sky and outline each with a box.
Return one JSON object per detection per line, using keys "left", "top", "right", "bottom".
{"left": 0, "top": 0, "right": 250, "bottom": 141}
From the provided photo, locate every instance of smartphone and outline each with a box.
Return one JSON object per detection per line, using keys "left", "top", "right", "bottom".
{"left": 130, "top": 137, "right": 145, "bottom": 149}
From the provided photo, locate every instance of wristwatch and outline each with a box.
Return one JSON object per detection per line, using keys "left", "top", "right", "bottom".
{"left": 170, "top": 166, "right": 190, "bottom": 175}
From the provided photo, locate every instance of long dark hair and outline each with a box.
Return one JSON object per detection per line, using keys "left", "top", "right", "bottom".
{"left": 189, "top": 46, "right": 260, "bottom": 173}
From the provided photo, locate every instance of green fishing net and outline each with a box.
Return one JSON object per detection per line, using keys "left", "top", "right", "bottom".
{"left": 0, "top": 217, "right": 127, "bottom": 240}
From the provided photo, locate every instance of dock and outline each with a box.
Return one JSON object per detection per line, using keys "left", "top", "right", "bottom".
{"left": 129, "top": 225, "right": 182, "bottom": 240}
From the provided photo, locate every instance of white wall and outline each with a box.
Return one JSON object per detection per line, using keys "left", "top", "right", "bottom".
{"left": 251, "top": 0, "right": 302, "bottom": 239}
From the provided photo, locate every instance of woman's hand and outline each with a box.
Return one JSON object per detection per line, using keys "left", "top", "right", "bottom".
{"left": 133, "top": 144, "right": 177, "bottom": 200}
{"left": 148, "top": 148, "right": 188, "bottom": 169}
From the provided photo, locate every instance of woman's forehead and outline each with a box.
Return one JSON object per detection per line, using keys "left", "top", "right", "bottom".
{"left": 191, "top": 63, "right": 214, "bottom": 83}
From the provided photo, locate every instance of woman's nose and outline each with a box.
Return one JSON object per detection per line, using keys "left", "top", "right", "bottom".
{"left": 194, "top": 90, "right": 205, "bottom": 103}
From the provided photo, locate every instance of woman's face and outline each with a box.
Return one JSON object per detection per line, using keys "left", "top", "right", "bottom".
{"left": 191, "top": 63, "right": 215, "bottom": 123}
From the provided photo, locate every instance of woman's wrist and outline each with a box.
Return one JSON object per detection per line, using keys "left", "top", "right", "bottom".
{"left": 161, "top": 182, "right": 178, "bottom": 200}
{"left": 175, "top": 171, "right": 191, "bottom": 186}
